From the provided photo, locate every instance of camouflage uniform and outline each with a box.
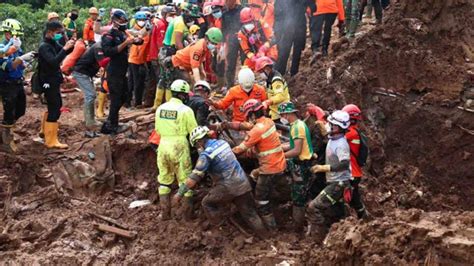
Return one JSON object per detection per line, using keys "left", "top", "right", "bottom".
{"left": 344, "top": 0, "right": 361, "bottom": 38}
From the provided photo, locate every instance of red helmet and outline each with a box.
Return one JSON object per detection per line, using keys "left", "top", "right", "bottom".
{"left": 342, "top": 104, "right": 362, "bottom": 120}
{"left": 240, "top": 7, "right": 254, "bottom": 23}
{"left": 255, "top": 56, "right": 274, "bottom": 72}
{"left": 211, "top": 0, "right": 225, "bottom": 7}
{"left": 243, "top": 99, "right": 264, "bottom": 117}
{"left": 306, "top": 103, "right": 326, "bottom": 121}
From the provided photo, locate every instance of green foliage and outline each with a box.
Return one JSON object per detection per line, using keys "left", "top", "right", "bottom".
{"left": 0, "top": 0, "right": 148, "bottom": 51}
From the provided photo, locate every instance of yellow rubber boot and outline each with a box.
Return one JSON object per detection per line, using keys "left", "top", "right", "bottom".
{"left": 44, "top": 121, "right": 68, "bottom": 149}
{"left": 39, "top": 112, "right": 48, "bottom": 138}
{"left": 96, "top": 92, "right": 107, "bottom": 119}
{"left": 152, "top": 87, "right": 165, "bottom": 111}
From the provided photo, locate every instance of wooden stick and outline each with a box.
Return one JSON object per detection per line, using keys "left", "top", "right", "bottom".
{"left": 89, "top": 212, "right": 129, "bottom": 230}
{"left": 94, "top": 223, "right": 136, "bottom": 239}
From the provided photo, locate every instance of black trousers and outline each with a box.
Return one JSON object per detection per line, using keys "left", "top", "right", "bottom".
{"left": 144, "top": 60, "right": 160, "bottom": 107}
{"left": 0, "top": 82, "right": 26, "bottom": 125}
{"left": 44, "top": 81, "right": 62, "bottom": 122}
{"left": 275, "top": 20, "right": 307, "bottom": 76}
{"left": 225, "top": 34, "right": 244, "bottom": 87}
{"left": 359, "top": 0, "right": 383, "bottom": 21}
{"left": 349, "top": 178, "right": 367, "bottom": 218}
{"left": 107, "top": 75, "right": 128, "bottom": 126}
{"left": 310, "top": 13, "right": 338, "bottom": 52}
{"left": 128, "top": 63, "right": 147, "bottom": 106}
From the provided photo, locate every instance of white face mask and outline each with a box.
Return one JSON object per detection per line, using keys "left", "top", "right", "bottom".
{"left": 207, "top": 43, "right": 216, "bottom": 51}
{"left": 244, "top": 23, "right": 255, "bottom": 32}
{"left": 166, "top": 16, "right": 174, "bottom": 23}
{"left": 325, "top": 123, "right": 332, "bottom": 135}
{"left": 137, "top": 20, "right": 146, "bottom": 27}
{"left": 280, "top": 117, "right": 289, "bottom": 125}
{"left": 186, "top": 21, "right": 195, "bottom": 27}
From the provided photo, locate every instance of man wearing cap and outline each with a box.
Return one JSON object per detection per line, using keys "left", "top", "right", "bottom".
{"left": 83, "top": 7, "right": 99, "bottom": 46}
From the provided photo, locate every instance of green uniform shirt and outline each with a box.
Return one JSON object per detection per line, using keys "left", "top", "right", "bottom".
{"left": 155, "top": 97, "right": 197, "bottom": 140}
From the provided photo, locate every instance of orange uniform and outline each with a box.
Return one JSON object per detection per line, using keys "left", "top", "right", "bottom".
{"left": 237, "top": 22, "right": 277, "bottom": 70}
{"left": 83, "top": 18, "right": 95, "bottom": 43}
{"left": 313, "top": 0, "right": 345, "bottom": 20}
{"left": 172, "top": 39, "right": 209, "bottom": 71}
{"left": 128, "top": 27, "right": 150, "bottom": 65}
{"left": 248, "top": 0, "right": 275, "bottom": 29}
{"left": 214, "top": 84, "right": 267, "bottom": 122}
{"left": 346, "top": 125, "right": 362, "bottom": 178}
{"left": 234, "top": 116, "right": 286, "bottom": 174}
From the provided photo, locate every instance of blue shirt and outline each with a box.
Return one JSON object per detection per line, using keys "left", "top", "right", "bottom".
{"left": 192, "top": 139, "right": 251, "bottom": 196}
{"left": 0, "top": 39, "right": 24, "bottom": 82}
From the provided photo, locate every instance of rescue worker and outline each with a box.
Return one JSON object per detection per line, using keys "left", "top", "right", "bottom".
{"left": 308, "top": 110, "right": 352, "bottom": 242}
{"left": 254, "top": 56, "right": 289, "bottom": 122}
{"left": 174, "top": 126, "right": 269, "bottom": 238}
{"left": 342, "top": 104, "right": 369, "bottom": 219}
{"left": 128, "top": 11, "right": 151, "bottom": 108}
{"left": 274, "top": 0, "right": 307, "bottom": 76}
{"left": 344, "top": 0, "right": 360, "bottom": 39}
{"left": 359, "top": 0, "right": 383, "bottom": 24}
{"left": 237, "top": 7, "right": 277, "bottom": 70}
{"left": 210, "top": 67, "right": 267, "bottom": 122}
{"left": 62, "top": 9, "right": 79, "bottom": 39}
{"left": 248, "top": 0, "right": 275, "bottom": 28}
{"left": 309, "top": 0, "right": 345, "bottom": 61}
{"left": 100, "top": 9, "right": 138, "bottom": 135}
{"left": 221, "top": 0, "right": 243, "bottom": 87}
{"left": 83, "top": 7, "right": 99, "bottom": 46}
{"left": 232, "top": 99, "right": 287, "bottom": 230}
{"left": 188, "top": 80, "right": 211, "bottom": 126}
{"left": 0, "top": 19, "right": 35, "bottom": 152}
{"left": 279, "top": 102, "right": 314, "bottom": 231}
{"left": 163, "top": 3, "right": 201, "bottom": 51}
{"left": 155, "top": 79, "right": 198, "bottom": 221}
{"left": 38, "top": 21, "right": 76, "bottom": 149}
{"left": 47, "top": 12, "right": 60, "bottom": 22}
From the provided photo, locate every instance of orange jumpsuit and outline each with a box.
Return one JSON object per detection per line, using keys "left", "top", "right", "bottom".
{"left": 214, "top": 84, "right": 267, "bottom": 122}
{"left": 237, "top": 22, "right": 277, "bottom": 70}
{"left": 248, "top": 0, "right": 275, "bottom": 29}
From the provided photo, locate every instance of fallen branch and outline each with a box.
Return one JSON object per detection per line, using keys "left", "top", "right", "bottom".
{"left": 89, "top": 212, "right": 129, "bottom": 230}
{"left": 457, "top": 106, "right": 474, "bottom": 113}
{"left": 229, "top": 216, "right": 252, "bottom": 238}
{"left": 94, "top": 223, "right": 137, "bottom": 239}
{"left": 457, "top": 125, "right": 474, "bottom": 135}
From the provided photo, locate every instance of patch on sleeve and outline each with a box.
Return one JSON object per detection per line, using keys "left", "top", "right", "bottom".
{"left": 193, "top": 53, "right": 201, "bottom": 61}
{"left": 159, "top": 109, "right": 178, "bottom": 120}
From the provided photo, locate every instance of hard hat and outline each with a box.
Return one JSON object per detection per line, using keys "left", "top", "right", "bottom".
{"left": 190, "top": 126, "right": 210, "bottom": 146}
{"left": 170, "top": 79, "right": 191, "bottom": 93}
{"left": 112, "top": 9, "right": 128, "bottom": 21}
{"left": 193, "top": 80, "right": 211, "bottom": 92}
{"left": 278, "top": 102, "right": 298, "bottom": 114}
{"left": 89, "top": 7, "right": 99, "bottom": 14}
{"left": 255, "top": 56, "right": 274, "bottom": 72}
{"left": 342, "top": 104, "right": 362, "bottom": 120}
{"left": 238, "top": 67, "right": 255, "bottom": 91}
{"left": 189, "top": 24, "right": 200, "bottom": 35}
{"left": 211, "top": 0, "right": 225, "bottom": 7}
{"left": 240, "top": 7, "right": 254, "bottom": 23}
{"left": 327, "top": 110, "right": 350, "bottom": 130}
{"left": 243, "top": 99, "right": 264, "bottom": 117}
{"left": 205, "top": 27, "right": 223, "bottom": 43}
{"left": 162, "top": 5, "right": 177, "bottom": 16}
{"left": 140, "top": 6, "right": 152, "bottom": 12}
{"left": 203, "top": 2, "right": 213, "bottom": 16}
{"left": 134, "top": 11, "right": 148, "bottom": 20}
{"left": 306, "top": 104, "right": 326, "bottom": 121}
{"left": 184, "top": 4, "right": 201, "bottom": 18}
{"left": 47, "top": 12, "right": 60, "bottom": 20}
{"left": 1, "top": 19, "right": 24, "bottom": 36}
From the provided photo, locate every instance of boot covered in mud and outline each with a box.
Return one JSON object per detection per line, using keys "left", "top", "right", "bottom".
{"left": 292, "top": 206, "right": 306, "bottom": 232}
{"left": 182, "top": 196, "right": 195, "bottom": 221}
{"left": 100, "top": 121, "right": 130, "bottom": 135}
{"left": 322, "top": 46, "right": 329, "bottom": 57}
{"left": 308, "top": 224, "right": 328, "bottom": 244}
{"left": 0, "top": 124, "right": 18, "bottom": 153}
{"left": 39, "top": 112, "right": 48, "bottom": 138}
{"left": 96, "top": 92, "right": 107, "bottom": 120}
{"left": 159, "top": 195, "right": 171, "bottom": 220}
{"left": 261, "top": 213, "right": 277, "bottom": 230}
{"left": 244, "top": 213, "right": 269, "bottom": 239}
{"left": 84, "top": 102, "right": 102, "bottom": 130}
{"left": 44, "top": 121, "right": 68, "bottom": 149}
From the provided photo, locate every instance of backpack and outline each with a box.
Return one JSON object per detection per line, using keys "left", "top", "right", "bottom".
{"left": 353, "top": 128, "right": 369, "bottom": 167}
{"left": 30, "top": 59, "right": 43, "bottom": 95}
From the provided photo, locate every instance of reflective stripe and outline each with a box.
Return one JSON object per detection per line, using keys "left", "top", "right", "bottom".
{"left": 261, "top": 125, "right": 276, "bottom": 139}
{"left": 256, "top": 200, "right": 269, "bottom": 205}
{"left": 321, "top": 190, "right": 337, "bottom": 205}
{"left": 208, "top": 143, "right": 228, "bottom": 159}
{"left": 192, "top": 169, "right": 205, "bottom": 176}
{"left": 159, "top": 185, "right": 172, "bottom": 195}
{"left": 258, "top": 146, "right": 282, "bottom": 157}
{"left": 238, "top": 142, "right": 248, "bottom": 151}
{"left": 351, "top": 139, "right": 361, "bottom": 144}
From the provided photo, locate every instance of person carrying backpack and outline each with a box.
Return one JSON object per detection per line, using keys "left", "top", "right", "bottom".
{"left": 342, "top": 104, "right": 370, "bottom": 219}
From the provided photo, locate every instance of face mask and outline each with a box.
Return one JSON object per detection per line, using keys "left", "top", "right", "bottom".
{"left": 186, "top": 21, "right": 195, "bottom": 27}
{"left": 259, "top": 72, "right": 267, "bottom": 80}
{"left": 53, "top": 33, "right": 63, "bottom": 41}
{"left": 280, "top": 117, "right": 289, "bottom": 125}
{"left": 137, "top": 20, "right": 146, "bottom": 27}
{"left": 213, "top": 11, "right": 223, "bottom": 19}
{"left": 325, "top": 123, "right": 332, "bottom": 135}
{"left": 244, "top": 23, "right": 255, "bottom": 32}
{"left": 118, "top": 22, "right": 128, "bottom": 31}
{"left": 166, "top": 16, "right": 173, "bottom": 23}
{"left": 207, "top": 43, "right": 216, "bottom": 51}
{"left": 70, "top": 14, "right": 78, "bottom": 21}
{"left": 242, "top": 84, "right": 252, "bottom": 92}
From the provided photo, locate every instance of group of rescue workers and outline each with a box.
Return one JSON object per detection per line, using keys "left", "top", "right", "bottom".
{"left": 0, "top": 0, "right": 387, "bottom": 241}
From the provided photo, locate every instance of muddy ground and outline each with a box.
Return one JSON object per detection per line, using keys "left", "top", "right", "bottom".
{"left": 1, "top": 0, "right": 474, "bottom": 264}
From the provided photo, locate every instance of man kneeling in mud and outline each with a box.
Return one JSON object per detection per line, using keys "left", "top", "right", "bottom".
{"left": 173, "top": 126, "right": 268, "bottom": 239}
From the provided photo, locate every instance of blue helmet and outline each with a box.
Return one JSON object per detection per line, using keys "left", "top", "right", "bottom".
{"left": 134, "top": 11, "right": 148, "bottom": 20}
{"left": 112, "top": 9, "right": 128, "bottom": 21}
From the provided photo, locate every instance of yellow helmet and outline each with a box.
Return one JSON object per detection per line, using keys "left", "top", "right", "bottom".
{"left": 189, "top": 24, "right": 200, "bottom": 35}
{"left": 0, "top": 19, "right": 24, "bottom": 36}
{"left": 47, "top": 12, "right": 60, "bottom": 21}
{"left": 89, "top": 7, "right": 99, "bottom": 14}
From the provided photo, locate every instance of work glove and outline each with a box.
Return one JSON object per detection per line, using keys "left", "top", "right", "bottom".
{"left": 12, "top": 37, "right": 22, "bottom": 49}
{"left": 249, "top": 168, "right": 261, "bottom": 182}
{"left": 310, "top": 164, "right": 331, "bottom": 173}
{"left": 262, "top": 99, "right": 272, "bottom": 109}
{"left": 99, "top": 8, "right": 106, "bottom": 17}
{"left": 20, "top": 52, "right": 36, "bottom": 62}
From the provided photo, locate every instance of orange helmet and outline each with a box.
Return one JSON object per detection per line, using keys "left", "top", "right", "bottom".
{"left": 342, "top": 104, "right": 362, "bottom": 120}
{"left": 243, "top": 99, "right": 264, "bottom": 117}
{"left": 306, "top": 103, "right": 326, "bottom": 121}
{"left": 255, "top": 56, "right": 274, "bottom": 72}
{"left": 240, "top": 7, "right": 254, "bottom": 23}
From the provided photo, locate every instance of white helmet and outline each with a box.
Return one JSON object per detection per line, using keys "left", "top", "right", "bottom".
{"left": 190, "top": 126, "right": 210, "bottom": 146}
{"left": 327, "top": 110, "right": 350, "bottom": 130}
{"left": 238, "top": 67, "right": 255, "bottom": 92}
{"left": 194, "top": 80, "right": 211, "bottom": 93}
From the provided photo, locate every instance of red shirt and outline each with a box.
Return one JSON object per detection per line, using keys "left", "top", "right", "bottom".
{"left": 147, "top": 18, "right": 168, "bottom": 62}
{"left": 345, "top": 125, "right": 362, "bottom": 178}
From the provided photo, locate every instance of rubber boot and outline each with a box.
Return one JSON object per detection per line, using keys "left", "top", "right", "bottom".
{"left": 84, "top": 102, "right": 101, "bottom": 129}
{"left": 39, "top": 112, "right": 47, "bottom": 138}
{"left": 261, "top": 213, "right": 277, "bottom": 230}
{"left": 96, "top": 92, "right": 107, "bottom": 120}
{"left": 309, "top": 224, "right": 327, "bottom": 244}
{"left": 159, "top": 195, "right": 171, "bottom": 221}
{"left": 292, "top": 206, "right": 306, "bottom": 232}
{"left": 244, "top": 214, "right": 269, "bottom": 239}
{"left": 152, "top": 87, "right": 164, "bottom": 111}
{"left": 44, "top": 121, "right": 68, "bottom": 149}
{"left": 182, "top": 197, "right": 195, "bottom": 221}
{"left": 0, "top": 124, "right": 18, "bottom": 153}
{"left": 322, "top": 46, "right": 329, "bottom": 57}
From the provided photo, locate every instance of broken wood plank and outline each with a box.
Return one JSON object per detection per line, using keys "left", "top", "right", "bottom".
{"left": 119, "top": 110, "right": 153, "bottom": 123}
{"left": 94, "top": 223, "right": 137, "bottom": 239}
{"left": 89, "top": 212, "right": 129, "bottom": 230}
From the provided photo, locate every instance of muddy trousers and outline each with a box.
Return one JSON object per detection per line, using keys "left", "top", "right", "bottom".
{"left": 225, "top": 35, "right": 244, "bottom": 87}
{"left": 349, "top": 178, "right": 367, "bottom": 218}
{"left": 275, "top": 20, "right": 307, "bottom": 76}
{"left": 128, "top": 63, "right": 147, "bottom": 106}
{"left": 307, "top": 181, "right": 350, "bottom": 239}
{"left": 344, "top": 0, "right": 361, "bottom": 37}
{"left": 202, "top": 187, "right": 267, "bottom": 236}
{"left": 103, "top": 75, "right": 128, "bottom": 130}
{"left": 144, "top": 61, "right": 159, "bottom": 107}
{"left": 359, "top": 0, "right": 383, "bottom": 21}
{"left": 290, "top": 161, "right": 312, "bottom": 208}
{"left": 310, "top": 13, "right": 338, "bottom": 53}
{"left": 43, "top": 80, "right": 62, "bottom": 122}
{"left": 255, "top": 173, "right": 285, "bottom": 215}
{"left": 0, "top": 82, "right": 26, "bottom": 125}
